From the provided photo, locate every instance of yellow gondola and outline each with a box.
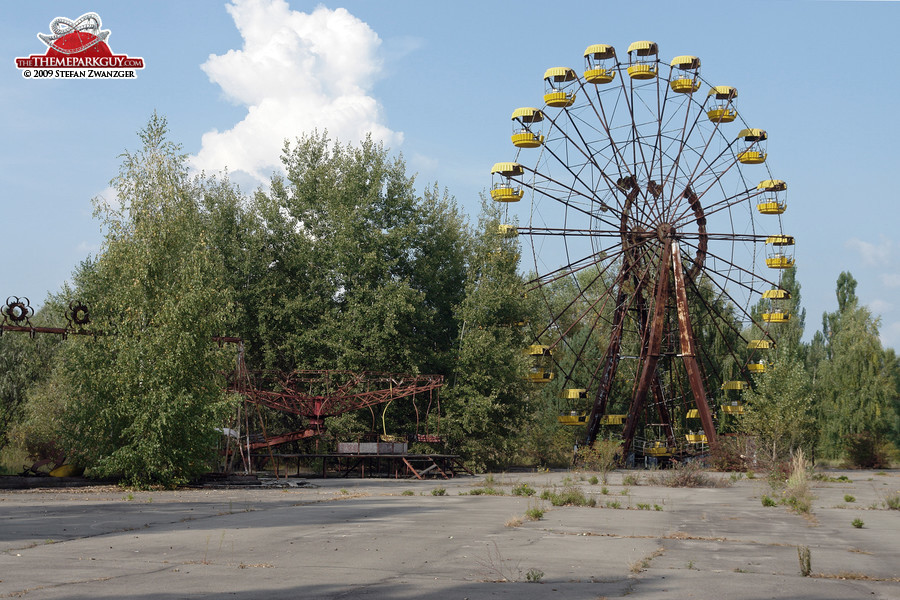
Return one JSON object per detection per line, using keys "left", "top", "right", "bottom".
{"left": 600, "top": 414, "right": 626, "bottom": 425}
{"left": 765, "top": 234, "right": 795, "bottom": 269}
{"left": 511, "top": 107, "right": 544, "bottom": 148}
{"left": 490, "top": 162, "right": 524, "bottom": 202}
{"left": 669, "top": 55, "right": 701, "bottom": 93}
{"left": 747, "top": 361, "right": 767, "bottom": 373}
{"left": 527, "top": 367, "right": 554, "bottom": 383}
{"left": 763, "top": 310, "right": 791, "bottom": 323}
{"left": 737, "top": 128, "right": 767, "bottom": 164}
{"left": 721, "top": 380, "right": 747, "bottom": 391}
{"left": 543, "top": 67, "right": 577, "bottom": 107}
{"left": 627, "top": 41, "right": 658, "bottom": 80}
{"left": 757, "top": 179, "right": 787, "bottom": 215}
{"left": 526, "top": 344, "right": 552, "bottom": 357}
{"left": 706, "top": 86, "right": 738, "bottom": 122}
{"left": 584, "top": 44, "right": 616, "bottom": 84}
{"left": 747, "top": 339, "right": 775, "bottom": 350}
{"left": 559, "top": 388, "right": 587, "bottom": 399}
{"left": 497, "top": 224, "right": 518, "bottom": 238}
{"left": 762, "top": 288, "right": 791, "bottom": 300}
{"left": 685, "top": 433, "right": 708, "bottom": 444}
{"left": 721, "top": 401, "right": 745, "bottom": 415}
{"left": 644, "top": 440, "right": 672, "bottom": 456}
{"left": 686, "top": 408, "right": 700, "bottom": 418}
{"left": 557, "top": 411, "right": 589, "bottom": 425}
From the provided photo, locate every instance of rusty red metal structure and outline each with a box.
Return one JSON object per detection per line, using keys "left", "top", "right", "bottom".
{"left": 501, "top": 42, "right": 791, "bottom": 460}
{"left": 229, "top": 368, "right": 444, "bottom": 450}
{"left": 1, "top": 296, "right": 93, "bottom": 338}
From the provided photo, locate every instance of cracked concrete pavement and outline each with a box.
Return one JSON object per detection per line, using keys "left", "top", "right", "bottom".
{"left": 1, "top": 469, "right": 898, "bottom": 599}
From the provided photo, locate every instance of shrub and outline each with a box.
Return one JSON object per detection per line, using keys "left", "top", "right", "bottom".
{"left": 431, "top": 487, "right": 446, "bottom": 496}
{"left": 782, "top": 450, "right": 813, "bottom": 514}
{"left": 512, "top": 483, "right": 536, "bottom": 497}
{"left": 884, "top": 494, "right": 900, "bottom": 510}
{"left": 851, "top": 518, "right": 864, "bottom": 529}
{"left": 622, "top": 473, "right": 640, "bottom": 486}
{"left": 579, "top": 438, "right": 620, "bottom": 483}
{"left": 588, "top": 475, "right": 599, "bottom": 485}
{"left": 543, "top": 485, "right": 595, "bottom": 507}
{"left": 761, "top": 495, "right": 777, "bottom": 507}
{"left": 525, "top": 506, "right": 544, "bottom": 521}
{"left": 401, "top": 490, "right": 414, "bottom": 496}
{"left": 647, "top": 461, "right": 722, "bottom": 488}
{"left": 843, "top": 433, "right": 895, "bottom": 469}
{"left": 844, "top": 494, "right": 856, "bottom": 503}
{"left": 469, "top": 487, "right": 504, "bottom": 496}
{"left": 797, "top": 545, "right": 811, "bottom": 577}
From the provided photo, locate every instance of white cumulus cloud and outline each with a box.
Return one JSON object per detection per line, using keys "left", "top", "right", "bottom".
{"left": 190, "top": 0, "right": 402, "bottom": 183}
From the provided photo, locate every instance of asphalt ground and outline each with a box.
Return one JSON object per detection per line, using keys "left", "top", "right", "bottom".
{"left": 1, "top": 469, "right": 898, "bottom": 599}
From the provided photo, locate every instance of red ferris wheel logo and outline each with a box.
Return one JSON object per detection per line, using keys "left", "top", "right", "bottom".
{"left": 14, "top": 12, "right": 144, "bottom": 79}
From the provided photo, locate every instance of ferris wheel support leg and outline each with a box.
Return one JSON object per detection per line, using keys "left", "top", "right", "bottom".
{"left": 622, "top": 242, "right": 673, "bottom": 458}
{"left": 671, "top": 242, "right": 719, "bottom": 451}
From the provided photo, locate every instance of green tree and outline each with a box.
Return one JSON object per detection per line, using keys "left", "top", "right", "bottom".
{"left": 249, "top": 133, "right": 469, "bottom": 377}
{"left": 60, "top": 114, "right": 236, "bottom": 486}
{"left": 741, "top": 354, "right": 816, "bottom": 462}
{"left": 813, "top": 272, "right": 897, "bottom": 459}
{"left": 444, "top": 199, "right": 533, "bottom": 470}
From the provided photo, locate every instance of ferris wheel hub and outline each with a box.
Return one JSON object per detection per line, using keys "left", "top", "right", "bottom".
{"left": 655, "top": 223, "right": 676, "bottom": 241}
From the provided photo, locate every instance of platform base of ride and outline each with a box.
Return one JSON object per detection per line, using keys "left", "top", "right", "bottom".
{"left": 248, "top": 453, "right": 472, "bottom": 480}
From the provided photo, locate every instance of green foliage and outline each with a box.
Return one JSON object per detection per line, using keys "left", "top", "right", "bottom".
{"left": 524, "top": 506, "right": 544, "bottom": 521}
{"left": 525, "top": 568, "right": 544, "bottom": 583}
{"left": 540, "top": 485, "right": 595, "bottom": 507}
{"left": 851, "top": 518, "right": 864, "bottom": 529}
{"left": 842, "top": 433, "right": 896, "bottom": 468}
{"left": 741, "top": 354, "right": 816, "bottom": 462}
{"left": 511, "top": 482, "right": 536, "bottom": 496}
{"left": 578, "top": 438, "right": 619, "bottom": 484}
{"left": 761, "top": 495, "right": 777, "bottom": 507}
{"left": 443, "top": 198, "right": 533, "bottom": 470}
{"left": 884, "top": 494, "right": 900, "bottom": 510}
{"left": 431, "top": 487, "right": 446, "bottom": 496}
{"left": 59, "top": 114, "right": 236, "bottom": 487}
{"left": 469, "top": 486, "right": 505, "bottom": 496}
{"left": 844, "top": 494, "right": 856, "bottom": 503}
{"left": 812, "top": 272, "right": 898, "bottom": 459}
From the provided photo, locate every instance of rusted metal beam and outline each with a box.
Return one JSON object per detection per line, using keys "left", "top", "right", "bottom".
{"left": 621, "top": 240, "right": 673, "bottom": 457}
{"left": 671, "top": 242, "right": 718, "bottom": 449}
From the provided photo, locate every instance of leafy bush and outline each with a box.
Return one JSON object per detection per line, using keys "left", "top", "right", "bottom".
{"left": 542, "top": 485, "right": 595, "bottom": 507}
{"left": 843, "top": 433, "right": 896, "bottom": 469}
{"left": 851, "top": 518, "right": 864, "bottom": 529}
{"left": 579, "top": 438, "right": 620, "bottom": 484}
{"left": 761, "top": 495, "right": 777, "bottom": 507}
{"left": 431, "top": 487, "right": 446, "bottom": 496}
{"left": 525, "top": 506, "right": 544, "bottom": 521}
{"left": 512, "top": 483, "right": 536, "bottom": 497}
{"left": 469, "top": 487, "right": 504, "bottom": 496}
{"left": 844, "top": 494, "right": 856, "bottom": 503}
{"left": 647, "top": 461, "right": 723, "bottom": 488}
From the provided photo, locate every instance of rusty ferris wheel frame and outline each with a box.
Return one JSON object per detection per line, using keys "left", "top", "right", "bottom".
{"left": 494, "top": 42, "right": 792, "bottom": 458}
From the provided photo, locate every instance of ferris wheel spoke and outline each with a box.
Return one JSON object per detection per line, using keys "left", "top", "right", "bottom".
{"left": 525, "top": 239, "right": 627, "bottom": 290}
{"left": 540, "top": 114, "right": 617, "bottom": 211}
{"left": 679, "top": 238, "right": 780, "bottom": 295}
{"left": 522, "top": 168, "right": 622, "bottom": 228}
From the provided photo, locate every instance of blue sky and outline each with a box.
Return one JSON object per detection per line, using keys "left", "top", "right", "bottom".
{"left": 3, "top": 1, "right": 900, "bottom": 350}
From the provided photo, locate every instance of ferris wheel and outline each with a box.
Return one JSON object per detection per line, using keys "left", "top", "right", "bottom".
{"left": 491, "top": 41, "right": 794, "bottom": 458}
